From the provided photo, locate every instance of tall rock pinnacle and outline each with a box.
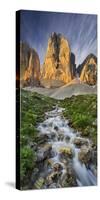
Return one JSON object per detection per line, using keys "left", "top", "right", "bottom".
{"left": 40, "top": 32, "right": 74, "bottom": 88}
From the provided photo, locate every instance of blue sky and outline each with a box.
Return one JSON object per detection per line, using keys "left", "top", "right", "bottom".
{"left": 20, "top": 10, "right": 97, "bottom": 66}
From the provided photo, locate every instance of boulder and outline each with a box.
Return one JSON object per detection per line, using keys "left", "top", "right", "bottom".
{"left": 73, "top": 137, "right": 89, "bottom": 147}
{"left": 48, "top": 182, "right": 61, "bottom": 188}
{"left": 37, "top": 144, "right": 52, "bottom": 162}
{"left": 62, "top": 167, "right": 77, "bottom": 187}
{"left": 53, "top": 163, "right": 63, "bottom": 172}
{"left": 78, "top": 146, "right": 92, "bottom": 164}
{"left": 65, "top": 135, "right": 70, "bottom": 142}
{"left": 46, "top": 171, "right": 61, "bottom": 185}
{"left": 59, "top": 147, "right": 73, "bottom": 158}
{"left": 58, "top": 133, "right": 64, "bottom": 141}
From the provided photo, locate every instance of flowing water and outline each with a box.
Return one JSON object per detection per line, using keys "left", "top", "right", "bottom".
{"left": 36, "top": 106, "right": 97, "bottom": 188}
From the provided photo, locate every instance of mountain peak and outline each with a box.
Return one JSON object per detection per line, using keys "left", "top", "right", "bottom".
{"left": 40, "top": 32, "right": 75, "bottom": 88}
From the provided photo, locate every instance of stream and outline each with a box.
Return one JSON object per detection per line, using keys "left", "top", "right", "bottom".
{"left": 34, "top": 106, "right": 97, "bottom": 188}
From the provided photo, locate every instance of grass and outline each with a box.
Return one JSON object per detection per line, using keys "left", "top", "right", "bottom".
{"left": 60, "top": 94, "right": 97, "bottom": 145}
{"left": 20, "top": 90, "right": 57, "bottom": 188}
{"left": 20, "top": 90, "right": 97, "bottom": 189}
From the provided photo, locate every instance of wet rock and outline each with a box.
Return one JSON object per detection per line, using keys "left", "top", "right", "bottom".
{"left": 61, "top": 164, "right": 77, "bottom": 187}
{"left": 42, "top": 123, "right": 47, "bottom": 128}
{"left": 50, "top": 150, "right": 57, "bottom": 158}
{"left": 34, "top": 177, "right": 44, "bottom": 189}
{"left": 47, "top": 159, "right": 54, "bottom": 167}
{"left": 49, "top": 183, "right": 61, "bottom": 188}
{"left": 56, "top": 161, "right": 77, "bottom": 187}
{"left": 37, "top": 144, "right": 52, "bottom": 162}
{"left": 31, "top": 168, "right": 39, "bottom": 184}
{"left": 54, "top": 126, "right": 59, "bottom": 131}
{"left": 46, "top": 158, "right": 63, "bottom": 172}
{"left": 29, "top": 142, "right": 37, "bottom": 151}
{"left": 65, "top": 135, "right": 70, "bottom": 142}
{"left": 36, "top": 134, "right": 49, "bottom": 145}
{"left": 78, "top": 146, "right": 92, "bottom": 164}
{"left": 58, "top": 133, "right": 64, "bottom": 141}
{"left": 53, "top": 163, "right": 63, "bottom": 172}
{"left": 49, "top": 122, "right": 53, "bottom": 127}
{"left": 46, "top": 171, "right": 61, "bottom": 185}
{"left": 50, "top": 132, "right": 56, "bottom": 140}
{"left": 48, "top": 183, "right": 57, "bottom": 188}
{"left": 59, "top": 157, "right": 68, "bottom": 165}
{"left": 73, "top": 137, "right": 89, "bottom": 147}
{"left": 59, "top": 147, "right": 73, "bottom": 158}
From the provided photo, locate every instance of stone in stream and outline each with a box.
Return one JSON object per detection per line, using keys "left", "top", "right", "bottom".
{"left": 53, "top": 163, "right": 63, "bottom": 172}
{"left": 61, "top": 167, "right": 77, "bottom": 187}
{"left": 50, "top": 132, "right": 56, "bottom": 140}
{"left": 29, "top": 142, "right": 37, "bottom": 151}
{"left": 46, "top": 171, "right": 62, "bottom": 185}
{"left": 58, "top": 133, "right": 64, "bottom": 141}
{"left": 42, "top": 123, "right": 47, "bottom": 128}
{"left": 65, "top": 135, "right": 70, "bottom": 142}
{"left": 54, "top": 126, "right": 59, "bottom": 131}
{"left": 59, "top": 147, "right": 73, "bottom": 158}
{"left": 46, "top": 158, "right": 63, "bottom": 171}
{"left": 78, "top": 146, "right": 92, "bottom": 164}
{"left": 48, "top": 183, "right": 59, "bottom": 188}
{"left": 73, "top": 137, "right": 89, "bottom": 147}
{"left": 46, "top": 159, "right": 54, "bottom": 167}
{"left": 37, "top": 144, "right": 52, "bottom": 162}
{"left": 31, "top": 168, "right": 39, "bottom": 184}
{"left": 36, "top": 134, "right": 49, "bottom": 145}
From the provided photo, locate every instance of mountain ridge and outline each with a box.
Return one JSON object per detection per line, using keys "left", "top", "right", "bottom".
{"left": 20, "top": 33, "right": 97, "bottom": 88}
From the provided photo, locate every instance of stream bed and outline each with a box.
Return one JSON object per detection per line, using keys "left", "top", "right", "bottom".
{"left": 33, "top": 106, "right": 97, "bottom": 189}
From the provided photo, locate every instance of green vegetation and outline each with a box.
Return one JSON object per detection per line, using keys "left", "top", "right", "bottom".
{"left": 20, "top": 90, "right": 56, "bottom": 188}
{"left": 60, "top": 94, "right": 97, "bottom": 145}
{"left": 20, "top": 90, "right": 97, "bottom": 189}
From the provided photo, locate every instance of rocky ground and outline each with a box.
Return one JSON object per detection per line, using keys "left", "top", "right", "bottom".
{"left": 20, "top": 90, "right": 97, "bottom": 190}
{"left": 24, "top": 82, "right": 97, "bottom": 99}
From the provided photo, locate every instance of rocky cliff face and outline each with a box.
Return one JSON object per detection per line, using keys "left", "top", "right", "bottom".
{"left": 40, "top": 33, "right": 74, "bottom": 88}
{"left": 19, "top": 39, "right": 97, "bottom": 88}
{"left": 20, "top": 42, "right": 40, "bottom": 87}
{"left": 78, "top": 54, "right": 97, "bottom": 85}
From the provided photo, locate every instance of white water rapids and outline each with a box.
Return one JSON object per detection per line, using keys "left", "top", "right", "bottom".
{"left": 37, "top": 107, "right": 97, "bottom": 187}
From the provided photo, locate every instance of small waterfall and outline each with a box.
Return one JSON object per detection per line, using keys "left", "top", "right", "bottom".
{"left": 37, "top": 107, "right": 97, "bottom": 187}
{"left": 73, "top": 149, "right": 97, "bottom": 186}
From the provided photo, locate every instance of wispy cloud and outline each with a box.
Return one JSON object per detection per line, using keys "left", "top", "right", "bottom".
{"left": 20, "top": 10, "right": 97, "bottom": 66}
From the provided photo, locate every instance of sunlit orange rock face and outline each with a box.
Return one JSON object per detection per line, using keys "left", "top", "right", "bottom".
{"left": 20, "top": 42, "right": 40, "bottom": 87}
{"left": 40, "top": 33, "right": 74, "bottom": 88}
{"left": 78, "top": 54, "right": 97, "bottom": 85}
